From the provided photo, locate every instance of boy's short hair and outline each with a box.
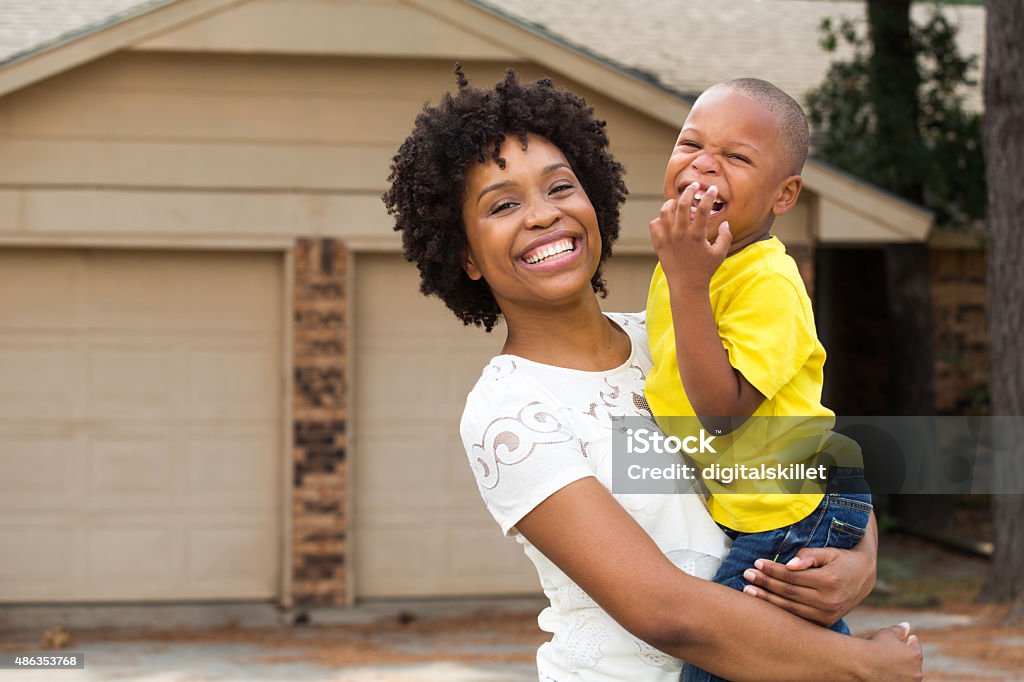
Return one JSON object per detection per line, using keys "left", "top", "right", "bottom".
{"left": 708, "top": 78, "right": 809, "bottom": 176}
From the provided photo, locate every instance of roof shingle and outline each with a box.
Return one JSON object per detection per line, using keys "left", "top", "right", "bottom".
{"left": 0, "top": 0, "right": 168, "bottom": 65}
{"left": 480, "top": 0, "right": 985, "bottom": 111}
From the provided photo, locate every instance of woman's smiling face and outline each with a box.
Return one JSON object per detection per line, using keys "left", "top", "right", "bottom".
{"left": 461, "top": 134, "right": 602, "bottom": 315}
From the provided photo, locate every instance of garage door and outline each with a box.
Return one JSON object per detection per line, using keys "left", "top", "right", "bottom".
{"left": 353, "top": 253, "right": 658, "bottom": 598}
{"left": 0, "top": 249, "right": 282, "bottom": 602}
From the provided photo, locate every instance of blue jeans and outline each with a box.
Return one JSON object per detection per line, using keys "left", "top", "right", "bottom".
{"left": 682, "top": 467, "right": 872, "bottom": 682}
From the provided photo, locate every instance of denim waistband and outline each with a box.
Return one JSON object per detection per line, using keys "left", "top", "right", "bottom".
{"left": 826, "top": 466, "right": 871, "bottom": 495}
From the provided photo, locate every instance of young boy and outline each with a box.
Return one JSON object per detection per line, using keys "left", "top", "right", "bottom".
{"left": 644, "top": 79, "right": 871, "bottom": 682}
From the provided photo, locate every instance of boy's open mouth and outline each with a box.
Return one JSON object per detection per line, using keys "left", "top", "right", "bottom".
{"left": 691, "top": 190, "right": 726, "bottom": 215}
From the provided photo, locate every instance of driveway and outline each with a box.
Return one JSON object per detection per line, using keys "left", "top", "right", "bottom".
{"left": 1, "top": 599, "right": 1022, "bottom": 682}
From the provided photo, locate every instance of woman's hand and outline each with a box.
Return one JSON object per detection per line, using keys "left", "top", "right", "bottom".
{"left": 741, "top": 513, "right": 878, "bottom": 626}
{"left": 863, "top": 622, "right": 924, "bottom": 681}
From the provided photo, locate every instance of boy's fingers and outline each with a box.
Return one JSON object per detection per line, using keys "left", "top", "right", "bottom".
{"left": 675, "top": 191, "right": 694, "bottom": 236}
{"left": 648, "top": 217, "right": 663, "bottom": 247}
{"left": 686, "top": 184, "right": 716, "bottom": 238}
{"left": 677, "top": 182, "right": 700, "bottom": 233}
{"left": 659, "top": 198, "right": 680, "bottom": 234}
{"left": 710, "top": 222, "right": 732, "bottom": 257}
{"left": 659, "top": 198, "right": 676, "bottom": 220}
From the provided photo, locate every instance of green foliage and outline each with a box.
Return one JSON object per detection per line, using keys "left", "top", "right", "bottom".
{"left": 806, "top": 7, "right": 985, "bottom": 226}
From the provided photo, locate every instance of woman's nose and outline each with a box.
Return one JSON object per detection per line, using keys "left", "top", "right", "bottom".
{"left": 524, "top": 197, "right": 561, "bottom": 229}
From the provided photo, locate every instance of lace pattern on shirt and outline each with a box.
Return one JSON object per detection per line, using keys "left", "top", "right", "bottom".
{"left": 581, "top": 363, "right": 655, "bottom": 429}
{"left": 634, "top": 638, "right": 681, "bottom": 672}
{"left": 469, "top": 401, "right": 575, "bottom": 490}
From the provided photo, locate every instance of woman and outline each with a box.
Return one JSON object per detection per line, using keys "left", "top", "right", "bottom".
{"left": 383, "top": 66, "right": 922, "bottom": 681}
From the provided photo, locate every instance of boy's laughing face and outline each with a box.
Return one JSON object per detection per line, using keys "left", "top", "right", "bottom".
{"left": 662, "top": 87, "right": 802, "bottom": 246}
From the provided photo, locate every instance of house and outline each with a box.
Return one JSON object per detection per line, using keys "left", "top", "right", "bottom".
{"left": 0, "top": 0, "right": 981, "bottom": 608}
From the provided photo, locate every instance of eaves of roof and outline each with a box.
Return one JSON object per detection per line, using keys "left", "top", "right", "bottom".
{"left": 0, "top": 0, "right": 174, "bottom": 67}
{"left": 0, "top": 0, "right": 246, "bottom": 98}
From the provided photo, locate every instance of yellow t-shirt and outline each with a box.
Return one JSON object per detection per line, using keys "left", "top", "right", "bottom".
{"left": 645, "top": 236, "right": 851, "bottom": 533}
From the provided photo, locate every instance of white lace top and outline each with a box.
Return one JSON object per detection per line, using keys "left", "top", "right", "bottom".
{"left": 460, "top": 312, "right": 731, "bottom": 681}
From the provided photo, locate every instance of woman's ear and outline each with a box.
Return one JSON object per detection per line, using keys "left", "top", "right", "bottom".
{"left": 771, "top": 175, "right": 803, "bottom": 217}
{"left": 462, "top": 250, "right": 483, "bottom": 281}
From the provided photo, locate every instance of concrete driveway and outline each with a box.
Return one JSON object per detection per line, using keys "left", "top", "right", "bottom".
{"left": 1, "top": 594, "right": 1022, "bottom": 681}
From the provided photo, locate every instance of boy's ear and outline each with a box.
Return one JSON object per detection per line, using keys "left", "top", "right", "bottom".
{"left": 462, "top": 249, "right": 483, "bottom": 281}
{"left": 771, "top": 175, "right": 803, "bottom": 217}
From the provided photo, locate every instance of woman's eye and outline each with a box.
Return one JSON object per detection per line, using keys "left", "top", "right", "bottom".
{"left": 680, "top": 141, "right": 700, "bottom": 149}
{"left": 489, "top": 200, "right": 516, "bottom": 215}
{"left": 550, "top": 183, "right": 573, "bottom": 194}
{"left": 729, "top": 154, "right": 751, "bottom": 163}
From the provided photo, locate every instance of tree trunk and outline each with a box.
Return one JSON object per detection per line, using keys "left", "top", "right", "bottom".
{"left": 866, "top": 0, "right": 939, "bottom": 530}
{"left": 979, "top": 0, "right": 1024, "bottom": 625}
{"left": 884, "top": 242, "right": 945, "bottom": 535}
{"left": 867, "top": 0, "right": 924, "bottom": 204}
{"left": 883, "top": 244, "right": 935, "bottom": 415}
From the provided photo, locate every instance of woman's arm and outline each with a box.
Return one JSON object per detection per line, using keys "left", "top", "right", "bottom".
{"left": 741, "top": 513, "right": 879, "bottom": 626}
{"left": 515, "top": 479, "right": 921, "bottom": 682}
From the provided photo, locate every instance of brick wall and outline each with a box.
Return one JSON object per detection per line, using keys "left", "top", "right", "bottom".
{"left": 291, "top": 238, "right": 348, "bottom": 606}
{"left": 930, "top": 248, "right": 990, "bottom": 415}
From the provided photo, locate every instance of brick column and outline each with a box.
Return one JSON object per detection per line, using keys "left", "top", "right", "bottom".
{"left": 292, "top": 237, "right": 348, "bottom": 606}
{"left": 930, "top": 248, "right": 990, "bottom": 414}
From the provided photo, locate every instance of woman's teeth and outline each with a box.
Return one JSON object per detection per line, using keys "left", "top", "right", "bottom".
{"left": 524, "top": 238, "right": 575, "bottom": 264}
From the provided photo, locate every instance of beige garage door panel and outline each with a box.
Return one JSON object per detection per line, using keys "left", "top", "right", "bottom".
{"left": 0, "top": 249, "right": 282, "bottom": 602}
{"left": 353, "top": 253, "right": 659, "bottom": 598}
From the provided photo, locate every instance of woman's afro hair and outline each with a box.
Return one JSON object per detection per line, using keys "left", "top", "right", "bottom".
{"left": 382, "top": 65, "right": 628, "bottom": 332}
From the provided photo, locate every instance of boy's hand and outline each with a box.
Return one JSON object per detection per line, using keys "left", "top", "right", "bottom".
{"left": 649, "top": 182, "right": 732, "bottom": 291}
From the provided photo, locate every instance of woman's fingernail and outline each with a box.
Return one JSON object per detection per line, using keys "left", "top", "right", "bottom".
{"left": 743, "top": 586, "right": 757, "bottom": 596}
{"left": 786, "top": 557, "right": 801, "bottom": 567}
{"left": 743, "top": 569, "right": 757, "bottom": 582}
{"left": 753, "top": 559, "right": 764, "bottom": 570}
{"left": 707, "top": 185, "right": 718, "bottom": 195}
{"left": 689, "top": 181, "right": 700, "bottom": 189}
